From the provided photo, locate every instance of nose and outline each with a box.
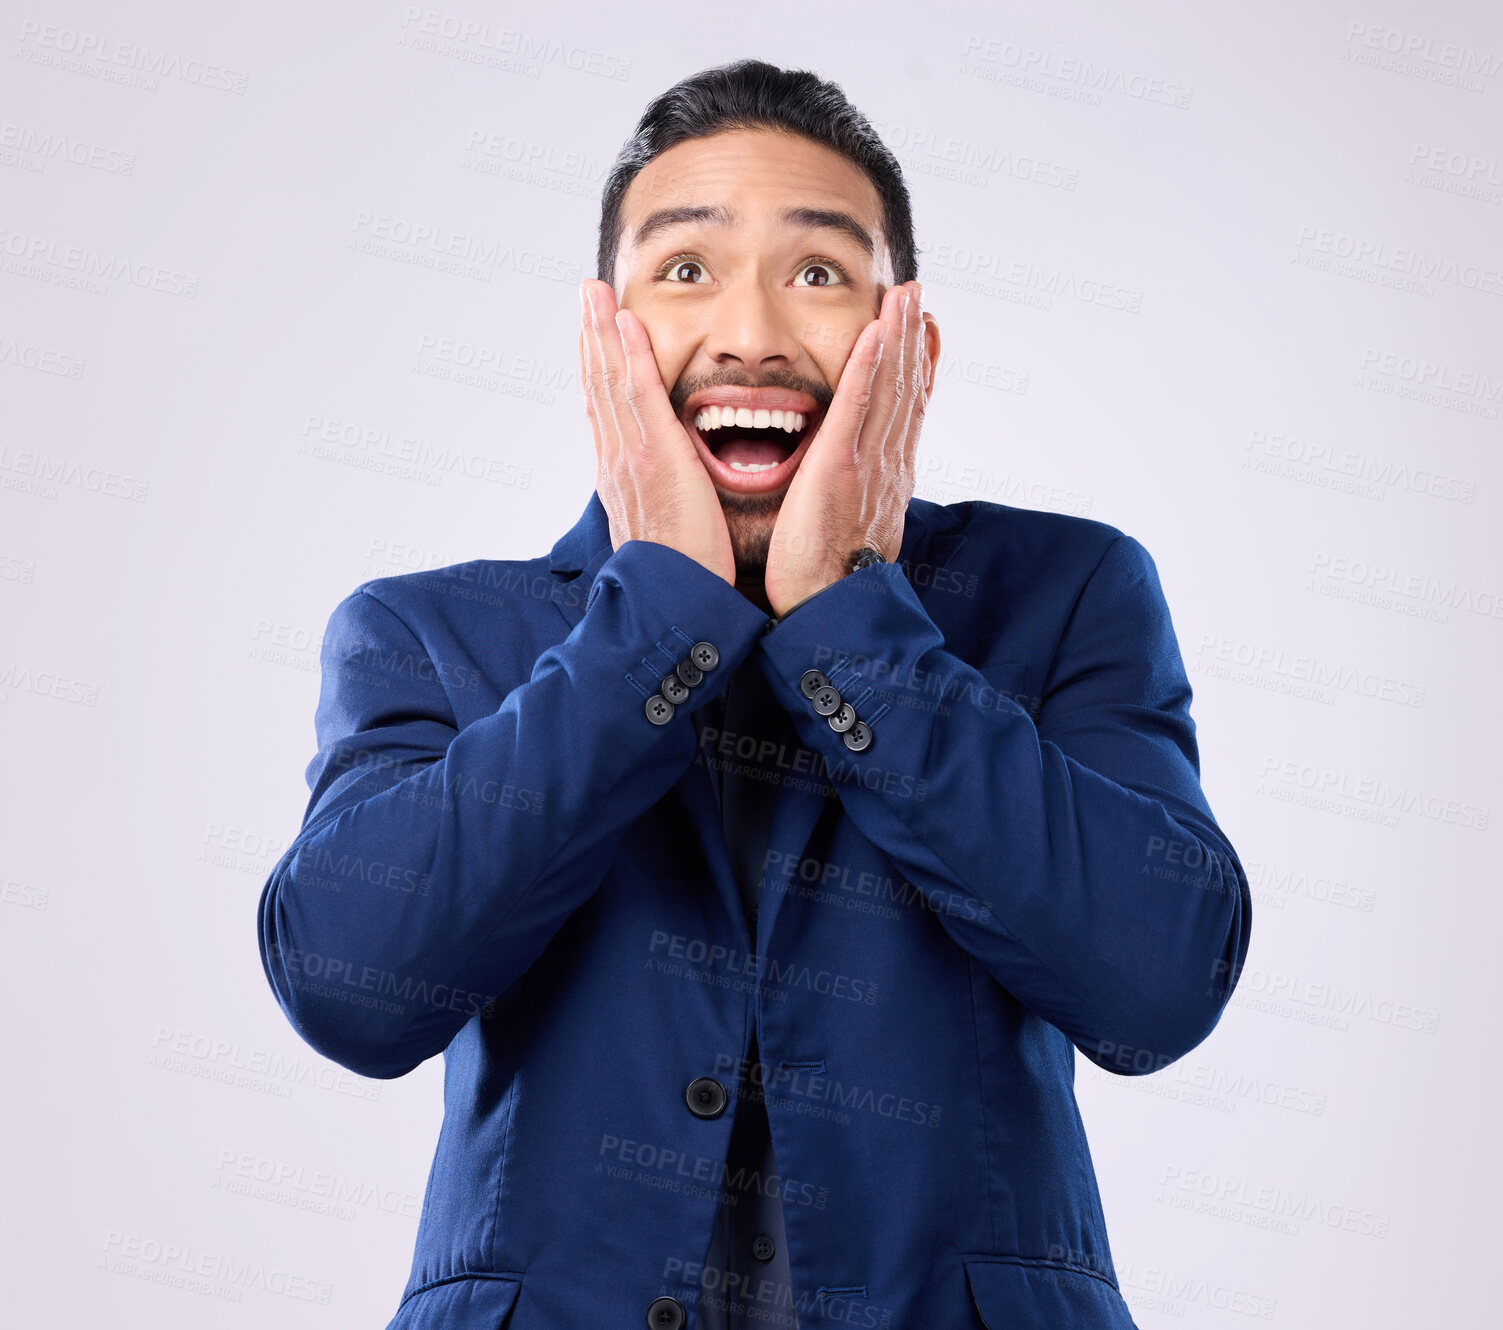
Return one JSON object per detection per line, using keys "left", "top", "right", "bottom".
{"left": 702, "top": 279, "right": 801, "bottom": 370}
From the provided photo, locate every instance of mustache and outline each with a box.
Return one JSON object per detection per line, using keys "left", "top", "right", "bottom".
{"left": 669, "top": 369, "right": 832, "bottom": 416}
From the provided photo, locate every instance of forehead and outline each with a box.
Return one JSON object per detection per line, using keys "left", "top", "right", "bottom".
{"left": 621, "top": 128, "right": 884, "bottom": 249}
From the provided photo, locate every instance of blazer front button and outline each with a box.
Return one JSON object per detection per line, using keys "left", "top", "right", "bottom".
{"left": 646, "top": 1295, "right": 686, "bottom": 1329}
{"left": 684, "top": 1077, "right": 727, "bottom": 1118}
{"left": 799, "top": 668, "right": 828, "bottom": 699}
{"left": 812, "top": 685, "right": 842, "bottom": 716}
{"left": 827, "top": 701, "right": 856, "bottom": 733}
{"left": 645, "top": 695, "right": 676, "bottom": 725}
{"left": 691, "top": 641, "right": 720, "bottom": 671}
{"left": 842, "top": 720, "right": 873, "bottom": 751}
{"left": 660, "top": 674, "right": 690, "bottom": 704}
{"left": 752, "top": 1233, "right": 775, "bottom": 1261}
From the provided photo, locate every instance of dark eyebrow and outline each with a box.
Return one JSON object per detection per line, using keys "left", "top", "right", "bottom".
{"left": 631, "top": 203, "right": 875, "bottom": 259}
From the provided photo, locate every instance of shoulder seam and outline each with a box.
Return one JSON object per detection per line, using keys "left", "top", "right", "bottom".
{"left": 1041, "top": 533, "right": 1126, "bottom": 700}
{"left": 352, "top": 584, "right": 423, "bottom": 646}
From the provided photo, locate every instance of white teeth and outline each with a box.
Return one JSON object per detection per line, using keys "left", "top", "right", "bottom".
{"left": 692, "top": 406, "right": 807, "bottom": 432}
{"left": 728, "top": 461, "right": 777, "bottom": 471}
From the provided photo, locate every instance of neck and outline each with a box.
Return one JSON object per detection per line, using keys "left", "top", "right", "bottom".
{"left": 735, "top": 578, "right": 772, "bottom": 615}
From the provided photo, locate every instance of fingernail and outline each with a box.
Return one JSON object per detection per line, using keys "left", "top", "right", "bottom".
{"left": 914, "top": 282, "right": 924, "bottom": 304}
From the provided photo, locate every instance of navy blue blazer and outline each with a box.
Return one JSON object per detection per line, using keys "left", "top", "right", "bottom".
{"left": 257, "top": 488, "right": 1252, "bottom": 1330}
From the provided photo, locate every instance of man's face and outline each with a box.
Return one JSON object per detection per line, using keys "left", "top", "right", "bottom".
{"left": 614, "top": 128, "right": 897, "bottom": 580}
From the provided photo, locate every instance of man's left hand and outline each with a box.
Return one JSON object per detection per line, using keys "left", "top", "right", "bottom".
{"left": 763, "top": 280, "right": 934, "bottom": 617}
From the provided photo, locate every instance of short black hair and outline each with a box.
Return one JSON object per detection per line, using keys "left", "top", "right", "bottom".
{"left": 597, "top": 58, "right": 917, "bottom": 291}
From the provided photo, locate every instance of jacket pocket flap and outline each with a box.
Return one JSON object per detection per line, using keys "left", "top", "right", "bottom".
{"left": 389, "top": 1272, "right": 522, "bottom": 1329}
{"left": 962, "top": 1255, "right": 1137, "bottom": 1329}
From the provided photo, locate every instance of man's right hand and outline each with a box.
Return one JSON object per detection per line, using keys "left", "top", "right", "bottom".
{"left": 578, "top": 279, "right": 737, "bottom": 587}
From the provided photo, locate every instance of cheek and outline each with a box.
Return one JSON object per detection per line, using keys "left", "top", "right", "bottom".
{"left": 634, "top": 317, "right": 691, "bottom": 388}
{"left": 814, "top": 338, "right": 860, "bottom": 390}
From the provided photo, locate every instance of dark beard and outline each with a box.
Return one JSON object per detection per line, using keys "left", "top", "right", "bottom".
{"left": 722, "top": 491, "right": 781, "bottom": 580}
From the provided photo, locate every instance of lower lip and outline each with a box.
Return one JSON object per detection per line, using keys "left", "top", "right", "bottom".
{"left": 687, "top": 417, "right": 820, "bottom": 494}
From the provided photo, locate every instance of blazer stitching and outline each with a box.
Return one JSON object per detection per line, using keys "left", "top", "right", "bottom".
{"left": 352, "top": 588, "right": 461, "bottom": 728}
{"left": 965, "top": 955, "right": 997, "bottom": 1254}
{"left": 965, "top": 1252, "right": 1120, "bottom": 1292}
{"left": 624, "top": 672, "right": 652, "bottom": 700}
{"left": 816, "top": 1284, "right": 867, "bottom": 1299}
{"left": 1039, "top": 533, "right": 1125, "bottom": 703}
{"left": 487, "top": 969, "right": 527, "bottom": 1274}
{"left": 396, "top": 1268, "right": 525, "bottom": 1308}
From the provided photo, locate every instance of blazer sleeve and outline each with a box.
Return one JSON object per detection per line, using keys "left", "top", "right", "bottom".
{"left": 257, "top": 539, "right": 771, "bottom": 1080}
{"left": 755, "top": 532, "right": 1252, "bottom": 1075}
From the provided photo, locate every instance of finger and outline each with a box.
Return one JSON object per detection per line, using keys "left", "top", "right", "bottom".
{"left": 903, "top": 308, "right": 936, "bottom": 469}
{"left": 580, "top": 285, "right": 618, "bottom": 465}
{"left": 582, "top": 280, "right": 632, "bottom": 460}
{"left": 613, "top": 306, "right": 687, "bottom": 453}
{"left": 813, "top": 317, "right": 887, "bottom": 464}
{"left": 580, "top": 282, "right": 628, "bottom": 535}
{"left": 889, "top": 283, "right": 926, "bottom": 465}
{"left": 859, "top": 283, "right": 909, "bottom": 465}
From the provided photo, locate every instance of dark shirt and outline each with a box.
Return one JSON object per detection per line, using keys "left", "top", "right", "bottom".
{"left": 695, "top": 661, "right": 801, "bottom": 1330}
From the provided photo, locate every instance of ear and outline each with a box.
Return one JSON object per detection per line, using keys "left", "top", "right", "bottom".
{"left": 920, "top": 312, "right": 940, "bottom": 398}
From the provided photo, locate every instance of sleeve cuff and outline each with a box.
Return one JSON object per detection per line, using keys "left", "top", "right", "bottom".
{"left": 754, "top": 561, "right": 951, "bottom": 765}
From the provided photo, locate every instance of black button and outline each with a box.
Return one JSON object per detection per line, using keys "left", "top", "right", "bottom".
{"left": 691, "top": 641, "right": 720, "bottom": 670}
{"left": 827, "top": 701, "right": 856, "bottom": 733}
{"left": 676, "top": 658, "right": 703, "bottom": 687}
{"left": 799, "top": 668, "right": 828, "bottom": 699}
{"left": 842, "top": 720, "right": 873, "bottom": 752}
{"left": 646, "top": 1295, "right": 685, "bottom": 1329}
{"left": 812, "top": 685, "right": 842, "bottom": 717}
{"left": 685, "top": 1077, "right": 727, "bottom": 1118}
{"left": 752, "top": 1233, "right": 775, "bottom": 1261}
{"left": 645, "top": 695, "right": 675, "bottom": 726}
{"left": 661, "top": 674, "right": 689, "bottom": 704}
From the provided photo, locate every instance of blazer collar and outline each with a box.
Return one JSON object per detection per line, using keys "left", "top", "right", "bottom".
{"left": 547, "top": 487, "right": 964, "bottom": 629}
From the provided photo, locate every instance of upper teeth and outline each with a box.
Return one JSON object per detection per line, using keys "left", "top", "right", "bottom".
{"left": 693, "top": 405, "right": 806, "bottom": 432}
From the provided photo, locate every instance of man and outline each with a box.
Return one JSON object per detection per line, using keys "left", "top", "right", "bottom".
{"left": 258, "top": 59, "right": 1251, "bottom": 1330}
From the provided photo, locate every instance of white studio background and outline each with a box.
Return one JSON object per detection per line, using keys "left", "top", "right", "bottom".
{"left": 2, "top": 1, "right": 1498, "bottom": 1325}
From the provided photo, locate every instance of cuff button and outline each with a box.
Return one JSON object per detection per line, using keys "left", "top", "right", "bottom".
{"left": 799, "top": 669, "right": 828, "bottom": 699}
{"left": 660, "top": 675, "right": 690, "bottom": 704}
{"left": 645, "top": 695, "right": 676, "bottom": 725}
{"left": 827, "top": 702, "right": 857, "bottom": 733}
{"left": 812, "top": 685, "right": 842, "bottom": 717}
{"left": 691, "top": 641, "right": 720, "bottom": 671}
{"left": 842, "top": 720, "right": 873, "bottom": 751}
{"left": 676, "top": 659, "right": 704, "bottom": 687}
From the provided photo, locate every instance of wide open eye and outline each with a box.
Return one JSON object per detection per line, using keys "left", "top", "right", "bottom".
{"left": 793, "top": 260, "right": 849, "bottom": 288}
{"left": 658, "top": 256, "right": 709, "bottom": 284}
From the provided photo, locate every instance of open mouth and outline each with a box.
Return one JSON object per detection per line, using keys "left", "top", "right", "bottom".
{"left": 685, "top": 403, "right": 823, "bottom": 492}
